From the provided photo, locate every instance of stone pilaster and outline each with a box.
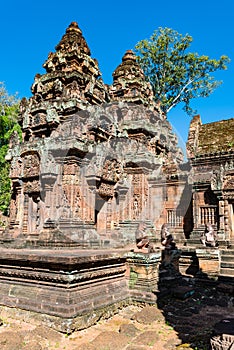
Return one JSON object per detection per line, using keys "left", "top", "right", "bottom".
{"left": 125, "top": 251, "right": 161, "bottom": 303}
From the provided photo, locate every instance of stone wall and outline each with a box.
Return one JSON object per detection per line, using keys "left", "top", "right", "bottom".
{"left": 0, "top": 249, "right": 128, "bottom": 332}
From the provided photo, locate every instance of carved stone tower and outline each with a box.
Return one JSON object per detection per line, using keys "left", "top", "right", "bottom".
{"left": 5, "top": 22, "right": 186, "bottom": 247}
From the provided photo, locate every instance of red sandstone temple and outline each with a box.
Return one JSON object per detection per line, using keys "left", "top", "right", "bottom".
{"left": 0, "top": 22, "right": 233, "bottom": 333}
{"left": 187, "top": 115, "right": 234, "bottom": 244}
{"left": 5, "top": 22, "right": 187, "bottom": 247}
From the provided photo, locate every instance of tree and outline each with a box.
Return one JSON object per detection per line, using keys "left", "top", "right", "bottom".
{"left": 0, "top": 82, "right": 20, "bottom": 215}
{"left": 135, "top": 27, "right": 230, "bottom": 116}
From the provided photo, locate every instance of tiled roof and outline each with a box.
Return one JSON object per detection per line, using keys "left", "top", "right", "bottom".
{"left": 196, "top": 118, "right": 234, "bottom": 155}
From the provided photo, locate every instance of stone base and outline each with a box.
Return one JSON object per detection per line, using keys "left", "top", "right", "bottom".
{"left": 0, "top": 299, "right": 130, "bottom": 334}
{"left": 179, "top": 248, "right": 199, "bottom": 276}
{"left": 125, "top": 251, "right": 161, "bottom": 303}
{"left": 0, "top": 299, "right": 131, "bottom": 334}
{"left": 196, "top": 248, "right": 220, "bottom": 277}
{"left": 0, "top": 248, "right": 129, "bottom": 333}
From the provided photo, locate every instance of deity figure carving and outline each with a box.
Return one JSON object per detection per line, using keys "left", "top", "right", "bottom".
{"left": 31, "top": 74, "right": 41, "bottom": 94}
{"left": 133, "top": 196, "right": 140, "bottom": 219}
{"left": 10, "top": 157, "right": 22, "bottom": 178}
{"left": 84, "top": 77, "right": 95, "bottom": 96}
{"left": 101, "top": 159, "right": 122, "bottom": 183}
{"left": 19, "top": 97, "right": 28, "bottom": 114}
{"left": 61, "top": 193, "right": 71, "bottom": 218}
{"left": 45, "top": 153, "right": 57, "bottom": 174}
{"left": 53, "top": 78, "right": 63, "bottom": 97}
{"left": 44, "top": 52, "right": 56, "bottom": 72}
{"left": 24, "top": 180, "right": 40, "bottom": 194}
{"left": 47, "top": 106, "right": 59, "bottom": 123}
{"left": 66, "top": 80, "right": 81, "bottom": 99}
{"left": 23, "top": 153, "right": 40, "bottom": 178}
{"left": 134, "top": 221, "right": 154, "bottom": 253}
{"left": 9, "top": 197, "right": 17, "bottom": 222}
{"left": 160, "top": 223, "right": 176, "bottom": 250}
{"left": 211, "top": 166, "right": 224, "bottom": 191}
{"left": 200, "top": 223, "right": 218, "bottom": 247}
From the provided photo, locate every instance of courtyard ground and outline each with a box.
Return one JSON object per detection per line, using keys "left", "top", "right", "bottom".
{"left": 0, "top": 282, "right": 233, "bottom": 350}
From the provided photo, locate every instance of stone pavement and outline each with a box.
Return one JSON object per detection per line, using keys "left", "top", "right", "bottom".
{"left": 0, "top": 283, "right": 234, "bottom": 350}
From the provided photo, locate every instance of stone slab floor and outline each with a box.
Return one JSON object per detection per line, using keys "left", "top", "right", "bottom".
{"left": 0, "top": 284, "right": 233, "bottom": 350}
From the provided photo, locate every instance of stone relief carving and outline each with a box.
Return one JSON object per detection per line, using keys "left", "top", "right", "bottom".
{"left": 10, "top": 157, "right": 22, "bottom": 178}
{"left": 24, "top": 180, "right": 40, "bottom": 194}
{"left": 23, "top": 153, "right": 40, "bottom": 178}
{"left": 6, "top": 21, "right": 190, "bottom": 245}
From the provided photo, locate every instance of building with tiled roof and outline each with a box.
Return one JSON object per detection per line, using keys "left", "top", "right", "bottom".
{"left": 187, "top": 114, "right": 234, "bottom": 244}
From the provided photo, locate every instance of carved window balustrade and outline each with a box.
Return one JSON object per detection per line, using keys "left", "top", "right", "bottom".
{"left": 200, "top": 205, "right": 217, "bottom": 225}
{"left": 167, "top": 209, "right": 183, "bottom": 227}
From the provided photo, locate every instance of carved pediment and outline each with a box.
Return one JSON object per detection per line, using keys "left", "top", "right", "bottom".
{"left": 223, "top": 173, "right": 234, "bottom": 190}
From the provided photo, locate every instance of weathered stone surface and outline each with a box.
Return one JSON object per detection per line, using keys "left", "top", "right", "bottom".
{"left": 132, "top": 305, "right": 164, "bottom": 324}
{"left": 133, "top": 330, "right": 159, "bottom": 346}
{"left": 187, "top": 115, "right": 234, "bottom": 252}
{"left": 109, "top": 49, "right": 157, "bottom": 112}
{"left": 119, "top": 323, "right": 139, "bottom": 337}
{"left": 0, "top": 331, "right": 24, "bottom": 350}
{"left": 29, "top": 325, "right": 63, "bottom": 342}
{"left": 78, "top": 344, "right": 95, "bottom": 350}
{"left": 89, "top": 331, "right": 129, "bottom": 350}
{"left": 0, "top": 248, "right": 129, "bottom": 332}
{"left": 126, "top": 251, "right": 161, "bottom": 302}
{"left": 3, "top": 21, "right": 187, "bottom": 249}
{"left": 1, "top": 21, "right": 234, "bottom": 335}
{"left": 0, "top": 289, "right": 233, "bottom": 350}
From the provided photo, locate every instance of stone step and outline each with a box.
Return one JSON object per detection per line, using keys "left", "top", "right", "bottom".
{"left": 220, "top": 249, "right": 234, "bottom": 255}
{"left": 218, "top": 275, "right": 234, "bottom": 285}
{"left": 221, "top": 262, "right": 234, "bottom": 268}
{"left": 221, "top": 255, "right": 234, "bottom": 262}
{"left": 220, "top": 268, "right": 234, "bottom": 276}
{"left": 186, "top": 239, "right": 201, "bottom": 246}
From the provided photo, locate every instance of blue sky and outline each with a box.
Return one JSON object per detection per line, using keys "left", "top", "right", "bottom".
{"left": 1, "top": 0, "right": 234, "bottom": 148}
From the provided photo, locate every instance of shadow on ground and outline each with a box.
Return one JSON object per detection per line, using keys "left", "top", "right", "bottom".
{"left": 156, "top": 256, "right": 234, "bottom": 349}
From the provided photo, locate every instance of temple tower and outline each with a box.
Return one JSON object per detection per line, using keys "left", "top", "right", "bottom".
{"left": 5, "top": 22, "right": 186, "bottom": 247}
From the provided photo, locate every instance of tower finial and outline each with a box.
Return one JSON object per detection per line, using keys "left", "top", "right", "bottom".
{"left": 55, "top": 21, "right": 91, "bottom": 55}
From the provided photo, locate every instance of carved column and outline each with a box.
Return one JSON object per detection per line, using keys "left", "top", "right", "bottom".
{"left": 41, "top": 173, "right": 57, "bottom": 223}
{"left": 217, "top": 198, "right": 225, "bottom": 239}
{"left": 106, "top": 198, "right": 112, "bottom": 235}
{"left": 193, "top": 190, "right": 199, "bottom": 229}
{"left": 224, "top": 199, "right": 230, "bottom": 241}
{"left": 86, "top": 174, "right": 101, "bottom": 224}
{"left": 22, "top": 193, "right": 29, "bottom": 235}
{"left": 117, "top": 184, "right": 129, "bottom": 222}
{"left": 16, "top": 183, "right": 24, "bottom": 228}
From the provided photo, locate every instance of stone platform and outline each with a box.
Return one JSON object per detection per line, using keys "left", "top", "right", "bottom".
{"left": 0, "top": 248, "right": 129, "bottom": 333}
{"left": 125, "top": 251, "right": 161, "bottom": 303}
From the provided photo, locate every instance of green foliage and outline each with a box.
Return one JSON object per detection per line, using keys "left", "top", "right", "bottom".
{"left": 0, "top": 82, "right": 20, "bottom": 215}
{"left": 135, "top": 27, "right": 230, "bottom": 116}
